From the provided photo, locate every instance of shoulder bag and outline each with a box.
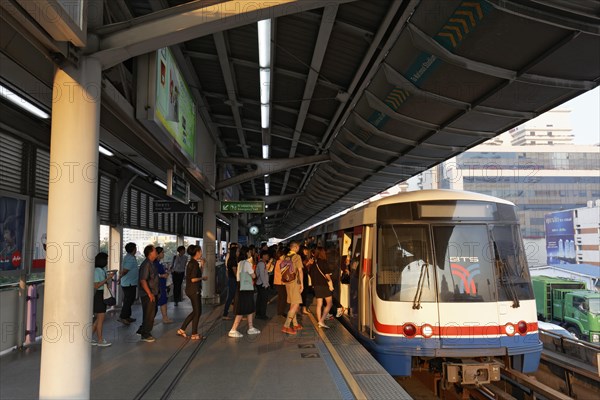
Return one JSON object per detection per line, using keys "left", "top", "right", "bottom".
{"left": 316, "top": 262, "right": 334, "bottom": 292}
{"left": 239, "top": 260, "right": 254, "bottom": 291}
{"left": 102, "top": 270, "right": 116, "bottom": 306}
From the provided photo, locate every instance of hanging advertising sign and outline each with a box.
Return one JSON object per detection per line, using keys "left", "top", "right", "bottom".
{"left": 32, "top": 202, "right": 48, "bottom": 271}
{"left": 0, "top": 194, "right": 27, "bottom": 271}
{"left": 136, "top": 48, "right": 197, "bottom": 161}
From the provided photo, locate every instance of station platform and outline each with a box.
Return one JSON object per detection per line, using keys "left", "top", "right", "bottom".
{"left": 1, "top": 296, "right": 411, "bottom": 399}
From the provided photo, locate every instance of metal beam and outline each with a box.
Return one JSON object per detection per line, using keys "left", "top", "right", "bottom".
{"left": 186, "top": 51, "right": 345, "bottom": 92}
{"left": 214, "top": 31, "right": 249, "bottom": 159}
{"left": 216, "top": 154, "right": 331, "bottom": 190}
{"left": 280, "top": 4, "right": 338, "bottom": 195}
{"left": 93, "top": 0, "right": 358, "bottom": 69}
{"left": 244, "top": 193, "right": 303, "bottom": 204}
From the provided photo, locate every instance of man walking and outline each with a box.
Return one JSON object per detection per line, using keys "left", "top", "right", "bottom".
{"left": 138, "top": 244, "right": 159, "bottom": 342}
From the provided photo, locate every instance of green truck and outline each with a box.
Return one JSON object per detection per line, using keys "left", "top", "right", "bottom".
{"left": 532, "top": 276, "right": 600, "bottom": 343}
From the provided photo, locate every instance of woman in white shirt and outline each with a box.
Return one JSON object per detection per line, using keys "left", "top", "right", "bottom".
{"left": 228, "top": 246, "right": 261, "bottom": 338}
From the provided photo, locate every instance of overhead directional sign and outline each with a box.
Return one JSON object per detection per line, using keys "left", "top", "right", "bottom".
{"left": 167, "top": 168, "right": 190, "bottom": 204}
{"left": 220, "top": 201, "right": 265, "bottom": 213}
{"left": 153, "top": 201, "right": 199, "bottom": 213}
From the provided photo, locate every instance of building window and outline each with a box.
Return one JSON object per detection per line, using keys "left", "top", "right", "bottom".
{"left": 548, "top": 132, "right": 553, "bottom": 136}
{"left": 548, "top": 141, "right": 553, "bottom": 144}
{"left": 546, "top": 124, "right": 553, "bottom": 127}
{"left": 530, "top": 132, "right": 535, "bottom": 136}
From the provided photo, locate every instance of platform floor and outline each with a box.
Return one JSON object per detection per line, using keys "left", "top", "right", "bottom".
{"left": 1, "top": 295, "right": 411, "bottom": 399}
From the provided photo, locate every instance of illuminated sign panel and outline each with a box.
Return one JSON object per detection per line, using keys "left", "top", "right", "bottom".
{"left": 136, "top": 48, "right": 197, "bottom": 162}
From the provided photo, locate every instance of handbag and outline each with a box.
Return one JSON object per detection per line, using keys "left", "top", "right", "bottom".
{"left": 316, "top": 262, "right": 334, "bottom": 292}
{"left": 239, "top": 260, "right": 254, "bottom": 291}
{"left": 103, "top": 283, "right": 116, "bottom": 306}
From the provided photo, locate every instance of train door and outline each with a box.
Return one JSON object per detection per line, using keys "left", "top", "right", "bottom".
{"left": 348, "top": 227, "right": 363, "bottom": 328}
{"left": 339, "top": 230, "right": 352, "bottom": 311}
{"left": 359, "top": 226, "right": 373, "bottom": 333}
{"left": 432, "top": 225, "right": 502, "bottom": 348}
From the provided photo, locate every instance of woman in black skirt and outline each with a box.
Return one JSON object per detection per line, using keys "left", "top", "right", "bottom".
{"left": 228, "top": 246, "right": 261, "bottom": 338}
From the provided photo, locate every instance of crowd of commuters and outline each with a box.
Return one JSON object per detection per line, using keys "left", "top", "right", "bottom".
{"left": 91, "top": 238, "right": 349, "bottom": 346}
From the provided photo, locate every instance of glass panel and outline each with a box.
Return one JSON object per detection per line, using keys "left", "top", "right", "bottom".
{"left": 376, "top": 225, "right": 435, "bottom": 302}
{"left": 490, "top": 224, "right": 534, "bottom": 301}
{"left": 434, "top": 225, "right": 496, "bottom": 302}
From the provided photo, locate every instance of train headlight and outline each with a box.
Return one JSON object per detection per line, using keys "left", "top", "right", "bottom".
{"left": 517, "top": 321, "right": 528, "bottom": 335}
{"left": 403, "top": 324, "right": 417, "bottom": 338}
{"left": 504, "top": 323, "right": 516, "bottom": 336}
{"left": 421, "top": 324, "right": 434, "bottom": 338}
{"left": 592, "top": 334, "right": 600, "bottom": 343}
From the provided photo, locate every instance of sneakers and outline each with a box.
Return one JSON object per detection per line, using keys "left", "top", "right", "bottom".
{"left": 336, "top": 307, "right": 345, "bottom": 318}
{"left": 141, "top": 336, "right": 156, "bottom": 342}
{"left": 96, "top": 339, "right": 112, "bottom": 347}
{"left": 228, "top": 330, "right": 243, "bottom": 338}
{"left": 318, "top": 322, "right": 330, "bottom": 329}
{"left": 91, "top": 339, "right": 97, "bottom": 346}
{"left": 293, "top": 324, "right": 303, "bottom": 330}
{"left": 326, "top": 314, "right": 334, "bottom": 320}
{"left": 247, "top": 327, "right": 261, "bottom": 335}
{"left": 118, "top": 318, "right": 131, "bottom": 325}
{"left": 281, "top": 326, "right": 296, "bottom": 335}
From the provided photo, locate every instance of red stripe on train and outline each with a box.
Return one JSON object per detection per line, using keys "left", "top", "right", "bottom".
{"left": 372, "top": 307, "right": 538, "bottom": 337}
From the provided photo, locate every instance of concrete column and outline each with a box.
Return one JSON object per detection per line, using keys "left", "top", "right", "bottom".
{"left": 39, "top": 57, "right": 102, "bottom": 400}
{"left": 230, "top": 217, "right": 238, "bottom": 243}
{"left": 202, "top": 194, "right": 216, "bottom": 301}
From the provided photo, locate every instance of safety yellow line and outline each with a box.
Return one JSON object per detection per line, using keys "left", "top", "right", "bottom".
{"left": 308, "top": 311, "right": 367, "bottom": 400}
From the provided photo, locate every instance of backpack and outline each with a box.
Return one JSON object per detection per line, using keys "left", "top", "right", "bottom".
{"left": 280, "top": 256, "right": 297, "bottom": 283}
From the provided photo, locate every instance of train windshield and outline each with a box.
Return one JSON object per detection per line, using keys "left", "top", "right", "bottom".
{"left": 377, "top": 225, "right": 436, "bottom": 302}
{"left": 434, "top": 225, "right": 497, "bottom": 302}
{"left": 490, "top": 224, "right": 534, "bottom": 301}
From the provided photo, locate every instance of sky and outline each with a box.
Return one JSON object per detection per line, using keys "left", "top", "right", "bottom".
{"left": 561, "top": 86, "right": 600, "bottom": 145}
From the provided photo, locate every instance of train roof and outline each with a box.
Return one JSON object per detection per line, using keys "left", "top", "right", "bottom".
{"left": 366, "top": 189, "right": 515, "bottom": 209}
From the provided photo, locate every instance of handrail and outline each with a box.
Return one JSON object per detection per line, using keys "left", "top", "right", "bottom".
{"left": 368, "top": 275, "right": 375, "bottom": 339}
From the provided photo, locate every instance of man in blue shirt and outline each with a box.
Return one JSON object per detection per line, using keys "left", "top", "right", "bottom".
{"left": 118, "top": 242, "right": 138, "bottom": 325}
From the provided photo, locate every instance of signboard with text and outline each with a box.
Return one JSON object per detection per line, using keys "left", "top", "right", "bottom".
{"left": 153, "top": 201, "right": 199, "bottom": 213}
{"left": 220, "top": 201, "right": 265, "bottom": 213}
{"left": 167, "top": 169, "right": 190, "bottom": 204}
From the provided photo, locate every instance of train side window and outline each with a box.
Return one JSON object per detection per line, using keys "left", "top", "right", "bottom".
{"left": 376, "top": 225, "right": 435, "bottom": 302}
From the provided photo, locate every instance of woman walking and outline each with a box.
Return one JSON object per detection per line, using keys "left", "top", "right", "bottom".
{"left": 177, "top": 245, "right": 207, "bottom": 340}
{"left": 222, "top": 242, "right": 239, "bottom": 320}
{"left": 228, "top": 246, "right": 261, "bottom": 338}
{"left": 154, "top": 247, "right": 173, "bottom": 323}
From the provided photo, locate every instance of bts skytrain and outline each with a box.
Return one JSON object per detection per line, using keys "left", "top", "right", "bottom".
{"left": 304, "top": 190, "right": 542, "bottom": 381}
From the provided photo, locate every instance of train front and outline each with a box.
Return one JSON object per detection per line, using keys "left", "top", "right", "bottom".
{"left": 371, "top": 197, "right": 542, "bottom": 381}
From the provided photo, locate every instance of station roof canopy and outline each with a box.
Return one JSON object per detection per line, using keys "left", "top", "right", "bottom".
{"left": 4, "top": 0, "right": 599, "bottom": 239}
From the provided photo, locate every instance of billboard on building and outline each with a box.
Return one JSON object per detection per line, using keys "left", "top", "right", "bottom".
{"left": 545, "top": 210, "right": 576, "bottom": 265}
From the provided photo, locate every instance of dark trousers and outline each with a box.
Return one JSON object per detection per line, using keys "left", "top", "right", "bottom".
{"left": 172, "top": 272, "right": 185, "bottom": 303}
{"left": 140, "top": 295, "right": 157, "bottom": 338}
{"left": 276, "top": 284, "right": 288, "bottom": 316}
{"left": 181, "top": 291, "right": 202, "bottom": 335}
{"left": 256, "top": 285, "right": 269, "bottom": 317}
{"left": 223, "top": 276, "right": 237, "bottom": 317}
{"left": 120, "top": 286, "right": 137, "bottom": 319}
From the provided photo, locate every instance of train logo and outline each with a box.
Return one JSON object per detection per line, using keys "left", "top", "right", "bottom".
{"left": 450, "top": 263, "right": 480, "bottom": 294}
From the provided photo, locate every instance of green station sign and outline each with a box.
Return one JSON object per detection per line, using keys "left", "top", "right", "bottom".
{"left": 220, "top": 201, "right": 265, "bottom": 213}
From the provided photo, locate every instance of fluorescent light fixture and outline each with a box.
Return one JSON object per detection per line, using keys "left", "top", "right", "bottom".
{"left": 262, "top": 145, "right": 269, "bottom": 159}
{"left": 260, "top": 68, "right": 270, "bottom": 104}
{"left": 154, "top": 180, "right": 167, "bottom": 190}
{"left": 0, "top": 83, "right": 50, "bottom": 119}
{"left": 124, "top": 163, "right": 148, "bottom": 177}
{"left": 265, "top": 204, "right": 269, "bottom": 209}
{"left": 264, "top": 182, "right": 270, "bottom": 196}
{"left": 99, "top": 145, "right": 114, "bottom": 157}
{"left": 257, "top": 19, "right": 271, "bottom": 68}
{"left": 217, "top": 218, "right": 230, "bottom": 226}
{"left": 261, "top": 104, "right": 270, "bottom": 129}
